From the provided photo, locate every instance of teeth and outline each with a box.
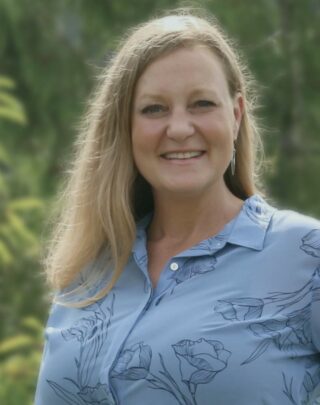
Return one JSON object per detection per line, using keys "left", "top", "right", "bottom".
{"left": 163, "top": 151, "right": 203, "bottom": 160}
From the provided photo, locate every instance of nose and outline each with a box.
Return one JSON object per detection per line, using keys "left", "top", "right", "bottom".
{"left": 166, "top": 108, "right": 195, "bottom": 141}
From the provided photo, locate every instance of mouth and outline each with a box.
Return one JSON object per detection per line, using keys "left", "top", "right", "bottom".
{"left": 161, "top": 151, "right": 205, "bottom": 160}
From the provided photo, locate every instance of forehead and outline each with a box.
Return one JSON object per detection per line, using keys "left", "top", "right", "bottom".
{"left": 134, "top": 45, "right": 229, "bottom": 97}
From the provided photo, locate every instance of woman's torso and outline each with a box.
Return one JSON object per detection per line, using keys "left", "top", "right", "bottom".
{"left": 35, "top": 195, "right": 320, "bottom": 405}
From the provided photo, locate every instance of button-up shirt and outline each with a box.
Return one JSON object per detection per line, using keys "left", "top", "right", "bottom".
{"left": 35, "top": 195, "right": 320, "bottom": 404}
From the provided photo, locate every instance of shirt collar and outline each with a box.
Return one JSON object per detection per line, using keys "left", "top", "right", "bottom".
{"left": 227, "top": 194, "right": 275, "bottom": 251}
{"left": 134, "top": 194, "right": 275, "bottom": 254}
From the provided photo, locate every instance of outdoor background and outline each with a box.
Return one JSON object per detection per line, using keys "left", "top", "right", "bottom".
{"left": 0, "top": 0, "right": 319, "bottom": 403}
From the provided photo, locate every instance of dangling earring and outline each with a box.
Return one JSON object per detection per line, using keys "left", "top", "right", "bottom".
{"left": 231, "top": 143, "right": 236, "bottom": 176}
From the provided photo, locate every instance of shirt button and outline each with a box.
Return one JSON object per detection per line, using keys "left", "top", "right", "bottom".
{"left": 170, "top": 262, "right": 179, "bottom": 271}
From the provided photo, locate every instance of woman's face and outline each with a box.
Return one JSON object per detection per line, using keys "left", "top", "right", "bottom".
{"left": 131, "top": 45, "right": 243, "bottom": 200}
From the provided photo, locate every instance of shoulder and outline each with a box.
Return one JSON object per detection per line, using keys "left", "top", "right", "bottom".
{"left": 268, "top": 206, "right": 320, "bottom": 258}
{"left": 247, "top": 194, "right": 320, "bottom": 239}
{"left": 271, "top": 208, "right": 320, "bottom": 233}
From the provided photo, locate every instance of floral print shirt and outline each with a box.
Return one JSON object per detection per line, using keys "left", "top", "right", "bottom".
{"left": 35, "top": 195, "right": 320, "bottom": 405}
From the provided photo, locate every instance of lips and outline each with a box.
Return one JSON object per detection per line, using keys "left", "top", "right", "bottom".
{"left": 161, "top": 151, "right": 204, "bottom": 160}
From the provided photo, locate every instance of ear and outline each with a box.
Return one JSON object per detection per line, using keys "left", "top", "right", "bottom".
{"left": 232, "top": 92, "right": 244, "bottom": 140}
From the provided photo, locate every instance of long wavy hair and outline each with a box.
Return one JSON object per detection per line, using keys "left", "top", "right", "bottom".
{"left": 44, "top": 9, "right": 264, "bottom": 306}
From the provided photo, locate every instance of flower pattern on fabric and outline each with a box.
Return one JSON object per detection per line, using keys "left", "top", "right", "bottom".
{"left": 110, "top": 342, "right": 152, "bottom": 380}
{"left": 300, "top": 229, "right": 320, "bottom": 258}
{"left": 282, "top": 373, "right": 299, "bottom": 405}
{"left": 215, "top": 231, "right": 320, "bottom": 367}
{"left": 170, "top": 256, "right": 217, "bottom": 285}
{"left": 78, "top": 383, "right": 111, "bottom": 404}
{"left": 214, "top": 298, "right": 264, "bottom": 321}
{"left": 46, "top": 380, "right": 112, "bottom": 405}
{"left": 154, "top": 256, "right": 217, "bottom": 307}
{"left": 214, "top": 230, "right": 320, "bottom": 403}
{"left": 172, "top": 339, "right": 231, "bottom": 402}
{"left": 283, "top": 360, "right": 320, "bottom": 405}
{"left": 47, "top": 294, "right": 115, "bottom": 404}
{"left": 215, "top": 268, "right": 320, "bottom": 365}
{"left": 243, "top": 305, "right": 311, "bottom": 365}
{"left": 301, "top": 364, "right": 320, "bottom": 404}
{"left": 111, "top": 338, "right": 231, "bottom": 405}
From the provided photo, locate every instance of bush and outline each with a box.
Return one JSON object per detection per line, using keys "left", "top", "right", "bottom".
{"left": 0, "top": 317, "right": 43, "bottom": 405}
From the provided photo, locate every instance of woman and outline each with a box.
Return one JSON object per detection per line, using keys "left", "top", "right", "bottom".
{"left": 35, "top": 10, "right": 320, "bottom": 405}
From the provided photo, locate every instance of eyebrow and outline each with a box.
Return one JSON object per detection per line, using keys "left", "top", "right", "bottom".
{"left": 191, "top": 88, "right": 219, "bottom": 98}
{"left": 136, "top": 93, "right": 164, "bottom": 101}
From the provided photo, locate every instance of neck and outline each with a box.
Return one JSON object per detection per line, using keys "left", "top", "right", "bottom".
{"left": 148, "top": 185, "right": 244, "bottom": 244}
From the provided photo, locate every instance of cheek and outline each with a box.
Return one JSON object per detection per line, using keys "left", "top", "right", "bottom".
{"left": 198, "top": 113, "right": 234, "bottom": 143}
{"left": 131, "top": 120, "right": 144, "bottom": 157}
{"left": 131, "top": 126, "right": 153, "bottom": 170}
{"left": 131, "top": 136, "right": 144, "bottom": 168}
{"left": 133, "top": 118, "right": 161, "bottom": 135}
{"left": 132, "top": 119, "right": 162, "bottom": 153}
{"left": 132, "top": 132, "right": 150, "bottom": 159}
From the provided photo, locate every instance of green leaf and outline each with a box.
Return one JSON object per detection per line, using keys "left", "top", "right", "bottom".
{"left": 10, "top": 197, "right": 44, "bottom": 212}
{"left": 21, "top": 317, "right": 43, "bottom": 336}
{"left": 0, "top": 76, "right": 15, "bottom": 90}
{"left": 0, "top": 240, "right": 13, "bottom": 266}
{"left": 0, "top": 106, "right": 27, "bottom": 124}
{"left": 7, "top": 211, "right": 38, "bottom": 247}
{"left": 0, "top": 335, "right": 34, "bottom": 355}
{"left": 0, "top": 77, "right": 27, "bottom": 124}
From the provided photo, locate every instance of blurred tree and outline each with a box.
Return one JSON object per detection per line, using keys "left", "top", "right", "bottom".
{"left": 268, "top": 0, "right": 320, "bottom": 214}
{"left": 0, "top": 317, "right": 43, "bottom": 405}
{"left": 0, "top": 75, "right": 45, "bottom": 339}
{"left": 0, "top": 76, "right": 26, "bottom": 124}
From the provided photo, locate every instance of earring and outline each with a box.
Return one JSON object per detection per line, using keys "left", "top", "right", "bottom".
{"left": 231, "top": 144, "right": 236, "bottom": 176}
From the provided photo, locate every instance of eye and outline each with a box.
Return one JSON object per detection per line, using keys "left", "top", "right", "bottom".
{"left": 192, "top": 100, "right": 216, "bottom": 108}
{"left": 141, "top": 104, "right": 167, "bottom": 115}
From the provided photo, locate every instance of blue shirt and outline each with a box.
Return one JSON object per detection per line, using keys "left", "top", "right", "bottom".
{"left": 35, "top": 195, "right": 320, "bottom": 405}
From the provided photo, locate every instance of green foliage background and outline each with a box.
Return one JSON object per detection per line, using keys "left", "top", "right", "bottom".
{"left": 0, "top": 0, "right": 319, "bottom": 403}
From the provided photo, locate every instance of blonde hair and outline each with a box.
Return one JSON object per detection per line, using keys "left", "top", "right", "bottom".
{"left": 44, "top": 9, "right": 264, "bottom": 306}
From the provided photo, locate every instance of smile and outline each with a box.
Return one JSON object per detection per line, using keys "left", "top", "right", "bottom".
{"left": 161, "top": 151, "right": 204, "bottom": 160}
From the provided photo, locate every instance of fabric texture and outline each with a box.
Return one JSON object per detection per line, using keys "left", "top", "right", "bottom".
{"left": 35, "top": 195, "right": 320, "bottom": 405}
